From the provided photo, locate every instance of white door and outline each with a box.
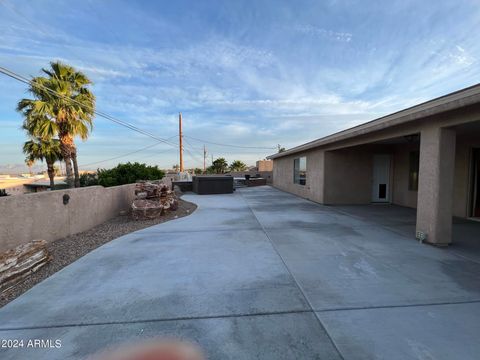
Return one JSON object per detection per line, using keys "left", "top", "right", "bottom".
{"left": 372, "top": 154, "right": 391, "bottom": 203}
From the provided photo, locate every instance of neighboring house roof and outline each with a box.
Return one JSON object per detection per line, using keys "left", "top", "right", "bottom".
{"left": 268, "top": 83, "right": 480, "bottom": 160}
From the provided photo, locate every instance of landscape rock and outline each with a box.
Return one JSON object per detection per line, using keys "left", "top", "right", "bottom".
{"left": 131, "top": 181, "right": 179, "bottom": 220}
{"left": 0, "top": 240, "right": 50, "bottom": 293}
{"left": 132, "top": 199, "right": 164, "bottom": 220}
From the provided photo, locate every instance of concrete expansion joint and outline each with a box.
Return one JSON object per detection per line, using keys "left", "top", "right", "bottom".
{"left": 449, "top": 250, "right": 480, "bottom": 265}
{"left": 238, "top": 191, "right": 346, "bottom": 360}
{"left": 135, "top": 227, "right": 263, "bottom": 235}
{"left": 0, "top": 309, "right": 314, "bottom": 332}
{"left": 314, "top": 298, "right": 480, "bottom": 313}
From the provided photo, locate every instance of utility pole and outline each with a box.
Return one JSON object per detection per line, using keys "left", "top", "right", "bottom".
{"left": 203, "top": 145, "right": 207, "bottom": 174}
{"left": 179, "top": 112, "right": 184, "bottom": 172}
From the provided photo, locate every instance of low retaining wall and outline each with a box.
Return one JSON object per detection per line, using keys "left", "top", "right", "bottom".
{"left": 0, "top": 184, "right": 136, "bottom": 253}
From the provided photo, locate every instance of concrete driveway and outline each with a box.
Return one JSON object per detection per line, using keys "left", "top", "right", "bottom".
{"left": 1, "top": 186, "right": 479, "bottom": 359}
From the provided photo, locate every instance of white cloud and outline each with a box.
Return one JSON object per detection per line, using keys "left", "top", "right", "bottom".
{"left": 293, "top": 24, "right": 353, "bottom": 42}
{"left": 2, "top": 0, "right": 480, "bottom": 168}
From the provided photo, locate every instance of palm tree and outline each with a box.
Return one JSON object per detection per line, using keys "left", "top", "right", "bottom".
{"left": 17, "top": 61, "right": 95, "bottom": 188}
{"left": 212, "top": 157, "right": 229, "bottom": 174}
{"left": 230, "top": 160, "right": 247, "bottom": 172}
{"left": 23, "top": 138, "right": 63, "bottom": 189}
{"left": 26, "top": 158, "right": 34, "bottom": 176}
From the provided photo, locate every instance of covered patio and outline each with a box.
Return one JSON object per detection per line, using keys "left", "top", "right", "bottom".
{"left": 321, "top": 116, "right": 480, "bottom": 246}
{"left": 271, "top": 85, "right": 480, "bottom": 246}
{"left": 332, "top": 204, "right": 480, "bottom": 263}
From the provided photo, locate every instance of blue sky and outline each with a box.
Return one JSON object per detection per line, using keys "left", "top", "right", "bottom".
{"left": 1, "top": 0, "right": 479, "bottom": 171}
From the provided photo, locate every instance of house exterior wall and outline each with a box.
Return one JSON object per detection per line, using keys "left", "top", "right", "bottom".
{"left": 323, "top": 147, "right": 375, "bottom": 204}
{"left": 416, "top": 127, "right": 457, "bottom": 245}
{"left": 390, "top": 134, "right": 480, "bottom": 218}
{"left": 392, "top": 143, "right": 419, "bottom": 209}
{"left": 272, "top": 104, "right": 480, "bottom": 220}
{"left": 274, "top": 139, "right": 477, "bottom": 218}
{"left": 452, "top": 134, "right": 480, "bottom": 217}
{"left": 272, "top": 149, "right": 325, "bottom": 203}
{"left": 273, "top": 144, "right": 393, "bottom": 205}
{"left": 454, "top": 140, "right": 471, "bottom": 217}
{"left": 271, "top": 93, "right": 480, "bottom": 244}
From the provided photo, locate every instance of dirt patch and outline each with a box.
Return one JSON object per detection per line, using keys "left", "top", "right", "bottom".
{"left": 0, "top": 197, "right": 197, "bottom": 308}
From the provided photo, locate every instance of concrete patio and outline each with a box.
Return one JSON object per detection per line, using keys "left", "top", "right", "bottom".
{"left": 0, "top": 186, "right": 479, "bottom": 359}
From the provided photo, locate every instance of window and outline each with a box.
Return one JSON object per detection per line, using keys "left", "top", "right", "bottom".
{"left": 294, "top": 157, "right": 307, "bottom": 185}
{"left": 409, "top": 151, "right": 419, "bottom": 191}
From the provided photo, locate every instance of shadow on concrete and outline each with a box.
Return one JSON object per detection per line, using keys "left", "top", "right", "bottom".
{"left": 331, "top": 204, "right": 480, "bottom": 263}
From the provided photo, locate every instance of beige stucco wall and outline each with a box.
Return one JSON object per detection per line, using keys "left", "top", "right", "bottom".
{"left": 256, "top": 160, "right": 273, "bottom": 172}
{"left": 323, "top": 147, "right": 373, "bottom": 204}
{"left": 274, "top": 139, "right": 477, "bottom": 216}
{"left": 391, "top": 135, "right": 480, "bottom": 218}
{"left": 273, "top": 133, "right": 479, "bottom": 218}
{"left": 452, "top": 134, "right": 480, "bottom": 217}
{"left": 0, "top": 184, "right": 136, "bottom": 253}
{"left": 272, "top": 149, "right": 325, "bottom": 203}
{"left": 273, "top": 105, "right": 480, "bottom": 220}
{"left": 391, "top": 143, "right": 419, "bottom": 209}
{"left": 416, "top": 127, "right": 457, "bottom": 245}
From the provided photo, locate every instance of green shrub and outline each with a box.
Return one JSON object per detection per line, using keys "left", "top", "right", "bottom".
{"left": 97, "top": 162, "right": 165, "bottom": 187}
{"left": 79, "top": 173, "right": 99, "bottom": 187}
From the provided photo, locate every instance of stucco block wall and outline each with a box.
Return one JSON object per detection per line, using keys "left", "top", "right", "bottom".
{"left": 272, "top": 149, "right": 325, "bottom": 203}
{"left": 391, "top": 135, "right": 479, "bottom": 217}
{"left": 272, "top": 136, "right": 479, "bottom": 216}
{"left": 323, "top": 147, "right": 374, "bottom": 204}
{"left": 0, "top": 184, "right": 136, "bottom": 253}
{"left": 271, "top": 104, "right": 480, "bottom": 220}
{"left": 452, "top": 135, "right": 480, "bottom": 217}
{"left": 392, "top": 143, "right": 419, "bottom": 209}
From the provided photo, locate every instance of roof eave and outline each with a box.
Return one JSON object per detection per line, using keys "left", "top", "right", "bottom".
{"left": 268, "top": 83, "right": 480, "bottom": 160}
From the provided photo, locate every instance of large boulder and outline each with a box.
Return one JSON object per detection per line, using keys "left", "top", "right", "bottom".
{"left": 132, "top": 181, "right": 178, "bottom": 220}
{"left": 132, "top": 199, "right": 164, "bottom": 220}
{"left": 0, "top": 240, "right": 50, "bottom": 293}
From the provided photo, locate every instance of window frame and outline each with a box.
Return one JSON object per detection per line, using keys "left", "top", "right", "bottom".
{"left": 293, "top": 156, "right": 307, "bottom": 186}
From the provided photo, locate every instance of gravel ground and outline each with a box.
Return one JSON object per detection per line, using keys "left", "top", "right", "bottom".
{"left": 0, "top": 197, "right": 197, "bottom": 308}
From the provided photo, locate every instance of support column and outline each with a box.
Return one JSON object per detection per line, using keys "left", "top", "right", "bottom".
{"left": 416, "top": 127, "right": 456, "bottom": 245}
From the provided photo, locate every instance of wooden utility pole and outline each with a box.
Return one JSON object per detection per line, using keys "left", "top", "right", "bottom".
{"left": 179, "top": 112, "right": 184, "bottom": 172}
{"left": 203, "top": 145, "right": 207, "bottom": 173}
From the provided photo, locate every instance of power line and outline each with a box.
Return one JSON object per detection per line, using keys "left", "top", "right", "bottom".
{"left": 138, "top": 147, "right": 177, "bottom": 160}
{"left": 0, "top": 66, "right": 178, "bottom": 148}
{"left": 183, "top": 137, "right": 204, "bottom": 152}
{"left": 181, "top": 136, "right": 206, "bottom": 166}
{"left": 0, "top": 4, "right": 180, "bottom": 157}
{"left": 184, "top": 135, "right": 276, "bottom": 150}
{"left": 80, "top": 135, "right": 178, "bottom": 167}
{"left": 183, "top": 146, "right": 204, "bottom": 166}
{"left": 0, "top": 66, "right": 276, "bottom": 168}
